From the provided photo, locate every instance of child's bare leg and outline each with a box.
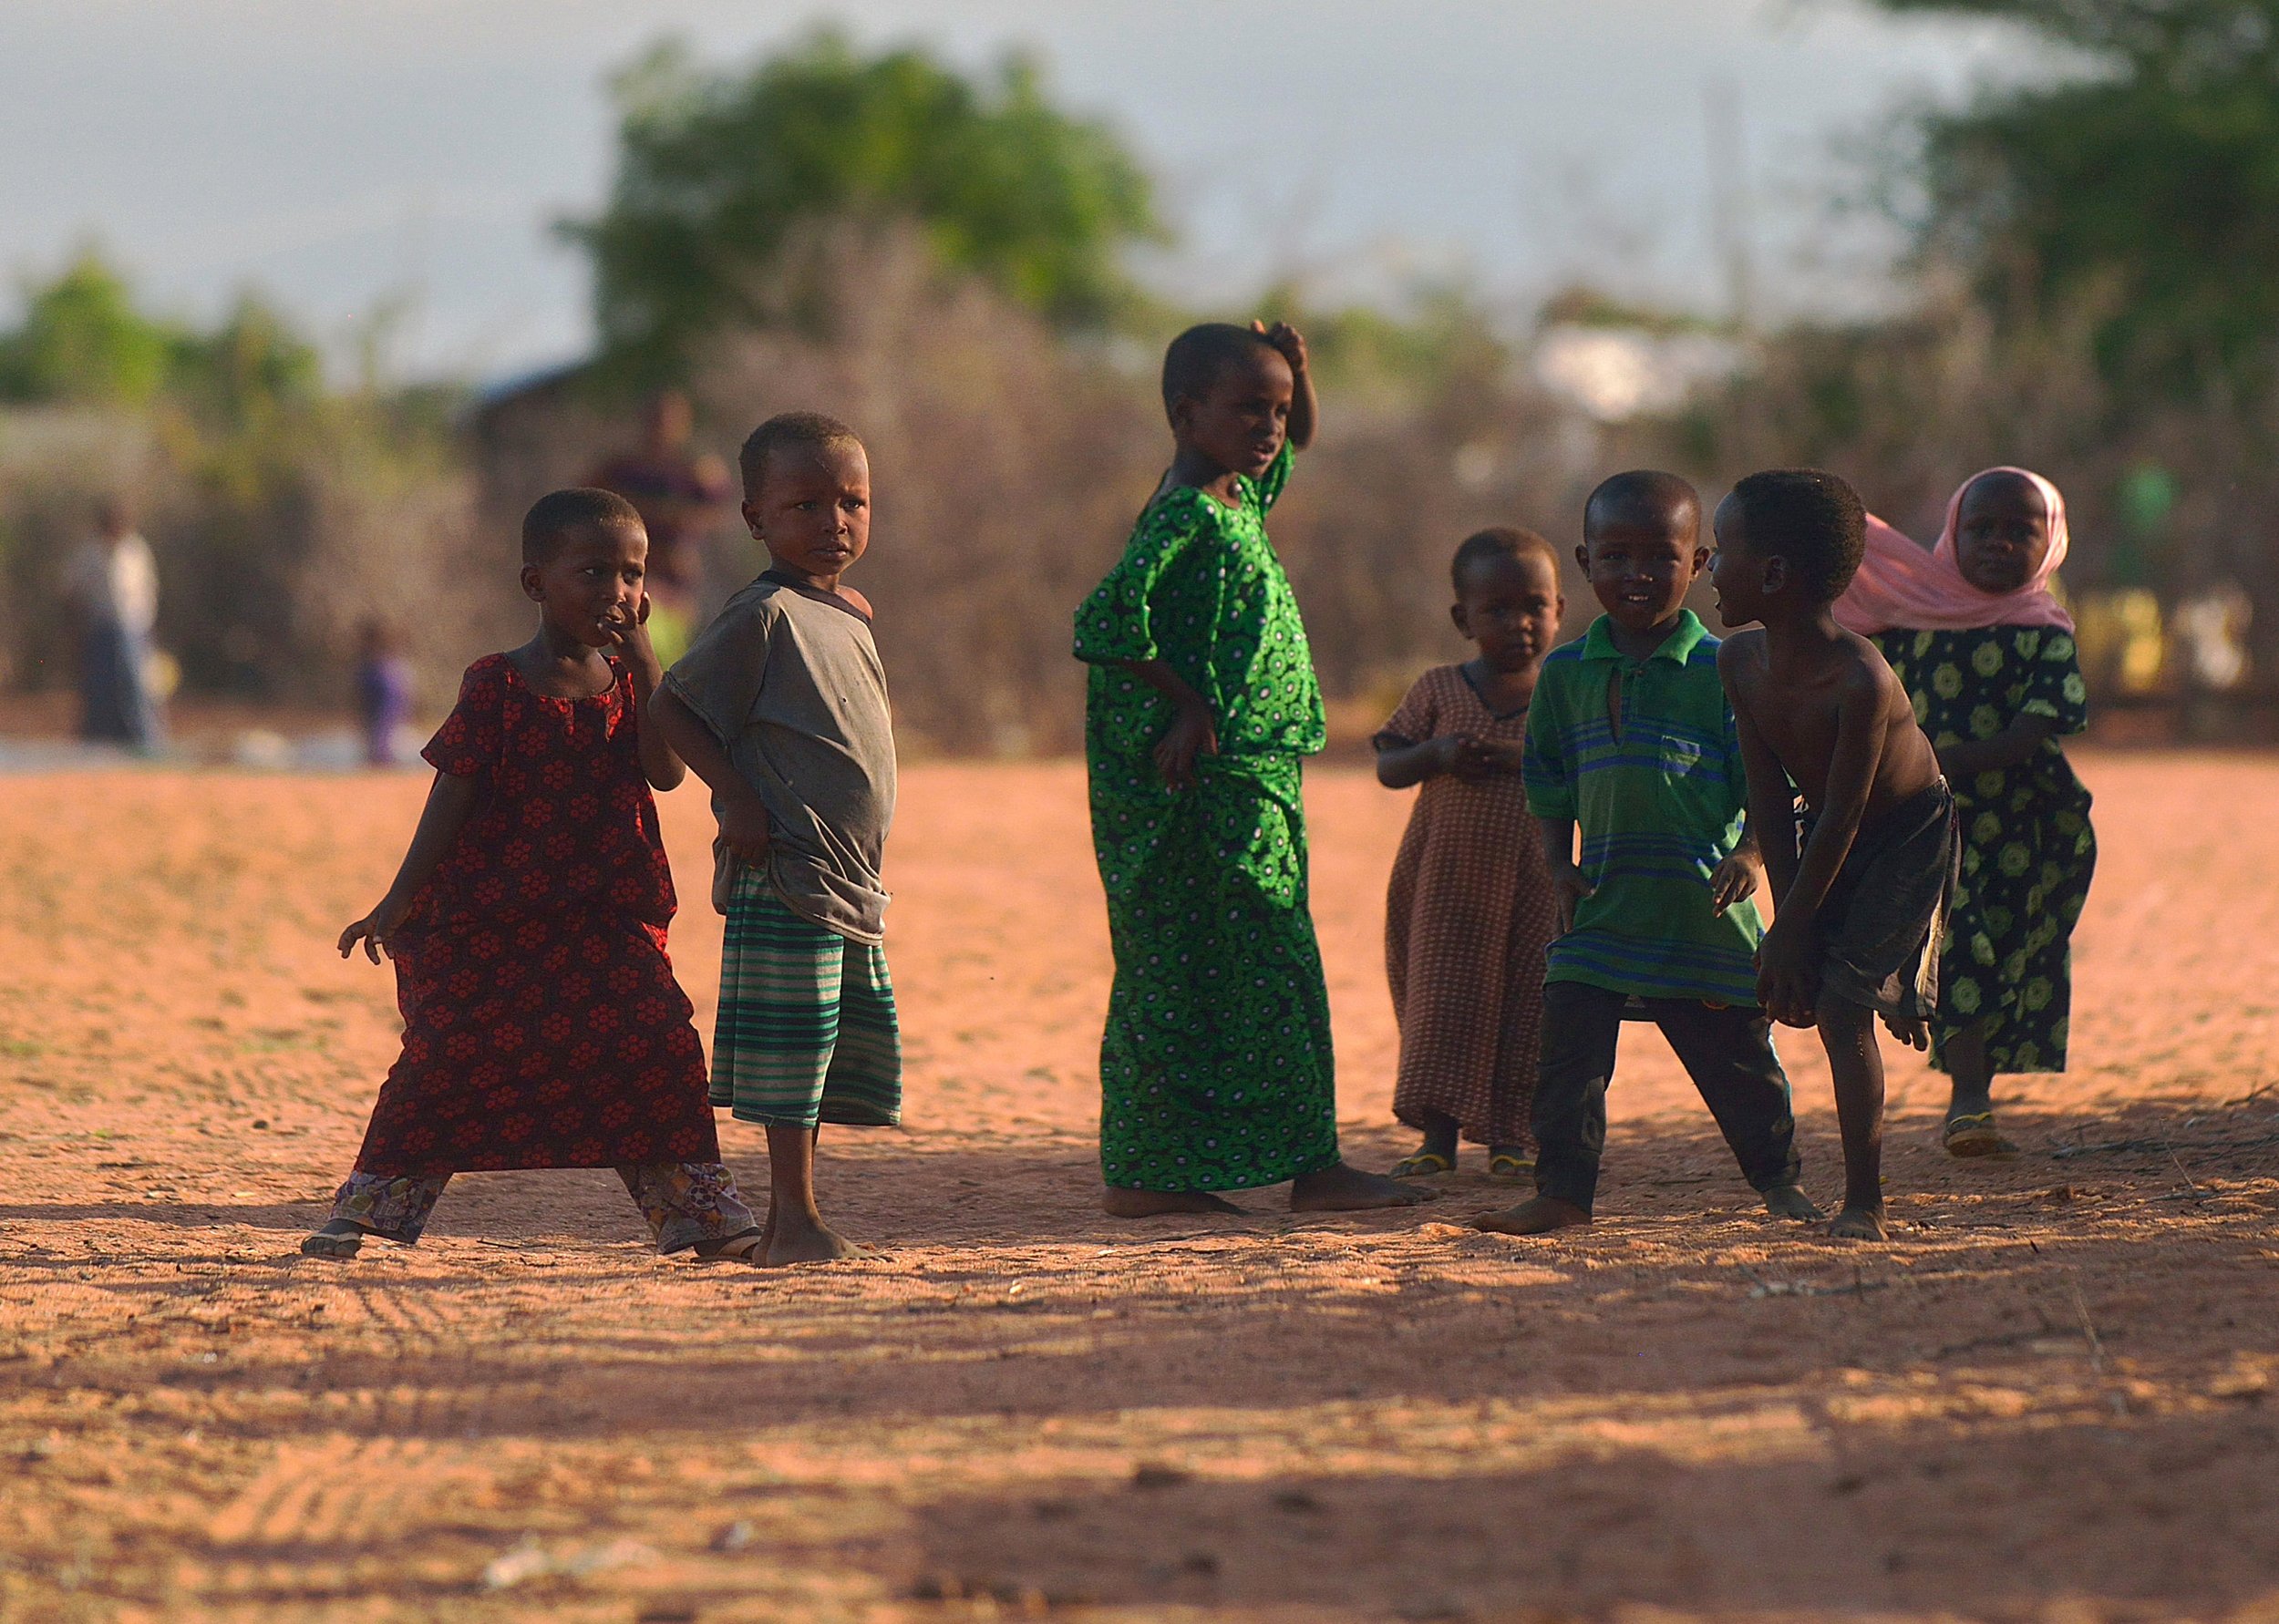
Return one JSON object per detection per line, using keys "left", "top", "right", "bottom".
{"left": 1291, "top": 1161, "right": 1435, "bottom": 1210}
{"left": 764, "top": 1125, "right": 862, "bottom": 1264}
{"left": 1102, "top": 1187, "right": 1247, "bottom": 1217}
{"left": 1817, "top": 998, "right": 1888, "bottom": 1239}
{"left": 1940, "top": 1020, "right": 2012, "bottom": 1156}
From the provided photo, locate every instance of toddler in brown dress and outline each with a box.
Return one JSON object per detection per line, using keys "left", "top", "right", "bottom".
{"left": 1374, "top": 528, "right": 1567, "bottom": 1178}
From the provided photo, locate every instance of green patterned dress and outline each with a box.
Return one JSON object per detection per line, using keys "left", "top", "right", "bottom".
{"left": 1874, "top": 625, "right": 2097, "bottom": 1075}
{"left": 1073, "top": 444, "right": 1341, "bottom": 1191}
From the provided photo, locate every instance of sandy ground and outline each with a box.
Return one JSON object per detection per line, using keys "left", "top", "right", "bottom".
{"left": 2, "top": 753, "right": 2276, "bottom": 1623}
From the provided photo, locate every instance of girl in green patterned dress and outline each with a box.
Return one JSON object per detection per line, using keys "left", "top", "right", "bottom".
{"left": 1073, "top": 321, "right": 1429, "bottom": 1218}
{"left": 1835, "top": 468, "right": 2096, "bottom": 1156}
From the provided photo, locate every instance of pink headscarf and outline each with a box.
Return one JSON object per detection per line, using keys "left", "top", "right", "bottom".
{"left": 1834, "top": 467, "right": 2073, "bottom": 635}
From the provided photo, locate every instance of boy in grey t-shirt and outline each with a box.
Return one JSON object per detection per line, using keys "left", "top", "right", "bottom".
{"left": 652, "top": 412, "right": 899, "bottom": 1266}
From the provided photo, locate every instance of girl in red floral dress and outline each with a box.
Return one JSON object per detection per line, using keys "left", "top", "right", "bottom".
{"left": 301, "top": 489, "right": 762, "bottom": 1262}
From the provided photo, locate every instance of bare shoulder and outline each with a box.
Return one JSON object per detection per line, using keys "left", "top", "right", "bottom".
{"left": 838, "top": 584, "right": 876, "bottom": 617}
{"left": 1715, "top": 628, "right": 1768, "bottom": 693}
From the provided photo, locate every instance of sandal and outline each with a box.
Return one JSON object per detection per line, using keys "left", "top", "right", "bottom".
{"left": 1388, "top": 1152, "right": 1456, "bottom": 1179}
{"left": 1943, "top": 1112, "right": 2016, "bottom": 1159}
{"left": 299, "top": 1221, "right": 366, "bottom": 1259}
{"left": 1486, "top": 1151, "right": 1533, "bottom": 1180}
{"left": 693, "top": 1228, "right": 767, "bottom": 1264}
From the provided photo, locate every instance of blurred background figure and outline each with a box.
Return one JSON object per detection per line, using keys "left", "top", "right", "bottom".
{"left": 355, "top": 617, "right": 415, "bottom": 766}
{"left": 63, "top": 498, "right": 164, "bottom": 753}
{"left": 585, "top": 390, "right": 732, "bottom": 668}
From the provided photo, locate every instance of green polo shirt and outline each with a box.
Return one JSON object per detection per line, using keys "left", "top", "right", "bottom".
{"left": 1521, "top": 611, "right": 1763, "bottom": 1004}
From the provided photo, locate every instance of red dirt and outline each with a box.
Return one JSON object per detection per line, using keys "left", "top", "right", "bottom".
{"left": 2, "top": 752, "right": 2275, "bottom": 1622}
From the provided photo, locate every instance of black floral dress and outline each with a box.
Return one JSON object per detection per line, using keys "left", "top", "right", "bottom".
{"left": 1874, "top": 626, "right": 2097, "bottom": 1075}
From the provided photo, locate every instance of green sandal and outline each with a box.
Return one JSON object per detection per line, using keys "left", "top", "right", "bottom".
{"left": 1388, "top": 1151, "right": 1456, "bottom": 1178}
{"left": 1943, "top": 1112, "right": 2016, "bottom": 1158}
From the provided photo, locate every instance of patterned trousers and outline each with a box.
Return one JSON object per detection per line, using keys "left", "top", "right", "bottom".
{"left": 327, "top": 1163, "right": 757, "bottom": 1252}
{"left": 710, "top": 872, "right": 902, "bottom": 1130}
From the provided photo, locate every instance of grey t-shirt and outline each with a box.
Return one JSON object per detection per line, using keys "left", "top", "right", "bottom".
{"left": 662, "top": 573, "right": 896, "bottom": 943}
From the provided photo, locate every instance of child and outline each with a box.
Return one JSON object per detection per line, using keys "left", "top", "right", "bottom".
{"left": 1476, "top": 470, "right": 1820, "bottom": 1237}
{"left": 355, "top": 617, "right": 414, "bottom": 766}
{"left": 1375, "top": 528, "right": 1565, "bottom": 1179}
{"left": 650, "top": 412, "right": 901, "bottom": 1265}
{"left": 1712, "top": 469, "right": 1955, "bottom": 1240}
{"left": 1074, "top": 320, "right": 1425, "bottom": 1217}
{"left": 303, "top": 488, "right": 761, "bottom": 1262}
{"left": 1834, "top": 468, "right": 2096, "bottom": 1156}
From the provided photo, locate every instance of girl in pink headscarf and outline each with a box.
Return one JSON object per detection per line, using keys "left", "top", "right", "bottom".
{"left": 1836, "top": 469, "right": 2097, "bottom": 1156}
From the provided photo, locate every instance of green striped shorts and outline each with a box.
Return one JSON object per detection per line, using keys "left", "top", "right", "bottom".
{"left": 711, "top": 869, "right": 902, "bottom": 1130}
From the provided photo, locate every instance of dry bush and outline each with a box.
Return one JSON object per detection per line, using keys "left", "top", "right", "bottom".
{"left": 476, "top": 229, "right": 1601, "bottom": 754}
{"left": 0, "top": 399, "right": 484, "bottom": 718}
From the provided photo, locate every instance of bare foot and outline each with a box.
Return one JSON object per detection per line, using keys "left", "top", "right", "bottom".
{"left": 1762, "top": 1184, "right": 1825, "bottom": 1222}
{"left": 765, "top": 1213, "right": 866, "bottom": 1265}
{"left": 1101, "top": 1187, "right": 1248, "bottom": 1218}
{"left": 1473, "top": 1196, "right": 1590, "bottom": 1236}
{"left": 1290, "top": 1162, "right": 1436, "bottom": 1211}
{"left": 1829, "top": 1206, "right": 1890, "bottom": 1240}
{"left": 298, "top": 1219, "right": 366, "bottom": 1259}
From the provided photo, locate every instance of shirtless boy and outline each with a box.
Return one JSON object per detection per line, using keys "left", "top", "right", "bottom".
{"left": 1712, "top": 468, "right": 1955, "bottom": 1241}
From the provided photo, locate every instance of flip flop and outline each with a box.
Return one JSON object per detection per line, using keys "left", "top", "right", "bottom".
{"left": 1943, "top": 1112, "right": 2016, "bottom": 1158}
{"left": 1486, "top": 1151, "right": 1533, "bottom": 1180}
{"left": 299, "top": 1225, "right": 365, "bottom": 1259}
{"left": 693, "top": 1228, "right": 768, "bottom": 1264}
{"left": 1388, "top": 1151, "right": 1456, "bottom": 1178}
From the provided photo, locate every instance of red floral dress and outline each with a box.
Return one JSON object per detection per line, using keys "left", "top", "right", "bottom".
{"left": 351, "top": 654, "right": 721, "bottom": 1174}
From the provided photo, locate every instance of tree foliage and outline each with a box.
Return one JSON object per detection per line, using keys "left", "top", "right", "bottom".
{"left": 568, "top": 31, "right": 1162, "bottom": 379}
{"left": 0, "top": 250, "right": 322, "bottom": 420}
{"left": 1875, "top": 0, "right": 2279, "bottom": 398}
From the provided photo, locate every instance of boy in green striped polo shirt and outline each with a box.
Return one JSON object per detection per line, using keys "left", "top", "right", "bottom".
{"left": 1477, "top": 471, "right": 1820, "bottom": 1237}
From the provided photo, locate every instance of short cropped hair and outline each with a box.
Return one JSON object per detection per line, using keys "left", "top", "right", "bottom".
{"left": 1583, "top": 469, "right": 1700, "bottom": 541}
{"left": 1160, "top": 323, "right": 1282, "bottom": 413}
{"left": 1725, "top": 468, "right": 1867, "bottom": 603}
{"left": 521, "top": 487, "right": 642, "bottom": 565}
{"left": 1451, "top": 526, "right": 1560, "bottom": 594}
{"left": 738, "top": 411, "right": 864, "bottom": 498}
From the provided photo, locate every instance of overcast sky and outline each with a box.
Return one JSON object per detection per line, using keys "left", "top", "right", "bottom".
{"left": 0, "top": 1, "right": 2037, "bottom": 381}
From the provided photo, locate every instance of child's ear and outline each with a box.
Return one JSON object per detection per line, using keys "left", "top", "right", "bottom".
{"left": 1690, "top": 545, "right": 1712, "bottom": 578}
{"left": 1763, "top": 556, "right": 1790, "bottom": 594}
{"left": 1449, "top": 601, "right": 1471, "bottom": 639}
{"left": 519, "top": 563, "right": 545, "bottom": 604}
{"left": 740, "top": 498, "right": 764, "bottom": 540}
{"left": 1573, "top": 543, "right": 1591, "bottom": 574}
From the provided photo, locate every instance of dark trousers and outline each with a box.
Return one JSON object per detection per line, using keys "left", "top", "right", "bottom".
{"left": 1532, "top": 980, "right": 1800, "bottom": 1214}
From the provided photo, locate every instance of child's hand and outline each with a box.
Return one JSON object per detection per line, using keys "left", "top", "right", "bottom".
{"left": 1754, "top": 917, "right": 1820, "bottom": 1028}
{"left": 1548, "top": 857, "right": 1595, "bottom": 934}
{"left": 1252, "top": 319, "right": 1308, "bottom": 375}
{"left": 1708, "top": 849, "right": 1760, "bottom": 915}
{"left": 717, "top": 785, "right": 774, "bottom": 864}
{"left": 1439, "top": 734, "right": 1494, "bottom": 781}
{"left": 1473, "top": 737, "right": 1529, "bottom": 776}
{"left": 1153, "top": 700, "right": 1220, "bottom": 792}
{"left": 603, "top": 592, "right": 655, "bottom": 663}
{"left": 338, "top": 894, "right": 413, "bottom": 964}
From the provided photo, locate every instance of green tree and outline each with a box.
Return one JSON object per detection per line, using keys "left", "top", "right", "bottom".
{"left": 0, "top": 250, "right": 183, "bottom": 406}
{"left": 1874, "top": 0, "right": 2279, "bottom": 398}
{"left": 568, "top": 31, "right": 1162, "bottom": 375}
